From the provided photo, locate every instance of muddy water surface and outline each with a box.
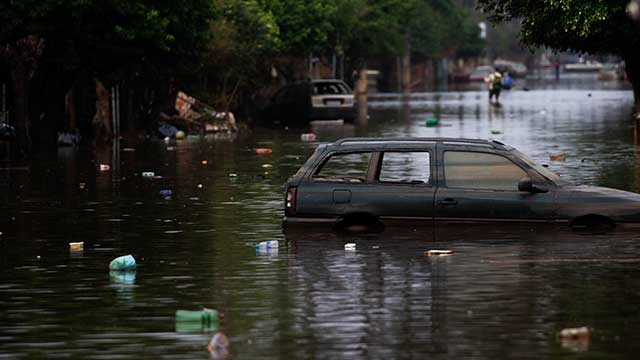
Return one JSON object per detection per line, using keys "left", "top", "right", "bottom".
{"left": 1, "top": 78, "right": 640, "bottom": 359}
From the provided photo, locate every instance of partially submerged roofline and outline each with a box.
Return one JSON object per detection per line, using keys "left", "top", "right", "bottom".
{"left": 332, "top": 137, "right": 510, "bottom": 149}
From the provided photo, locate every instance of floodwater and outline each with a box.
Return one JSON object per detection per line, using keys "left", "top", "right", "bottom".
{"left": 2, "top": 73, "right": 640, "bottom": 359}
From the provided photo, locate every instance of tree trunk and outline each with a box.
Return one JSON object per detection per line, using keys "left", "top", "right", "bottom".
{"left": 11, "top": 68, "right": 30, "bottom": 157}
{"left": 623, "top": 51, "right": 640, "bottom": 115}
{"left": 401, "top": 33, "right": 411, "bottom": 94}
{"left": 93, "top": 79, "right": 111, "bottom": 141}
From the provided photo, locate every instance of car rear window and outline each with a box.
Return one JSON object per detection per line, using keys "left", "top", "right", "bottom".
{"left": 379, "top": 152, "right": 430, "bottom": 184}
{"left": 313, "top": 152, "right": 371, "bottom": 183}
{"left": 444, "top": 151, "right": 525, "bottom": 191}
{"left": 313, "top": 82, "right": 350, "bottom": 95}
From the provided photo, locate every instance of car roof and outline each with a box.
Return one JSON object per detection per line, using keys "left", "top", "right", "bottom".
{"left": 324, "top": 137, "right": 511, "bottom": 151}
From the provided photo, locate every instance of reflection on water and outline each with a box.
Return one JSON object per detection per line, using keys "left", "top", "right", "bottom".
{"left": 1, "top": 78, "right": 640, "bottom": 358}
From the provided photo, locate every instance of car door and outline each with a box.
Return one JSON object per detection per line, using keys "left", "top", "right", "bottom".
{"left": 296, "top": 151, "right": 373, "bottom": 218}
{"left": 347, "top": 150, "right": 435, "bottom": 226}
{"left": 434, "top": 145, "right": 556, "bottom": 224}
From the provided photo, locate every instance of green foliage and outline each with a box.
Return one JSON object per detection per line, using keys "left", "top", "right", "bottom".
{"left": 0, "top": 0, "right": 214, "bottom": 72}
{"left": 476, "top": 0, "right": 639, "bottom": 55}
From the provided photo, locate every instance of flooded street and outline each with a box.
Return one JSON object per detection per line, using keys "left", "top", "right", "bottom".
{"left": 3, "top": 76, "right": 640, "bottom": 359}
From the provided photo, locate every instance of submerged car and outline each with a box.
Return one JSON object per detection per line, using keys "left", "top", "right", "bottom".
{"left": 283, "top": 137, "right": 640, "bottom": 230}
{"left": 263, "top": 79, "right": 356, "bottom": 125}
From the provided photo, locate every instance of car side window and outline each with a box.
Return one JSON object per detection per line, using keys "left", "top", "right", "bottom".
{"left": 379, "top": 152, "right": 430, "bottom": 184}
{"left": 313, "top": 152, "right": 371, "bottom": 183}
{"left": 444, "top": 151, "right": 526, "bottom": 191}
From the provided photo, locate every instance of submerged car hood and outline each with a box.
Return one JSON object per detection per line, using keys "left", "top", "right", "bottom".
{"left": 564, "top": 185, "right": 640, "bottom": 201}
{"left": 556, "top": 185, "right": 640, "bottom": 222}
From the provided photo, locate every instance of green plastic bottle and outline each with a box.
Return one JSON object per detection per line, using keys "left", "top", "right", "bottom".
{"left": 175, "top": 309, "right": 221, "bottom": 331}
{"left": 425, "top": 118, "right": 439, "bottom": 126}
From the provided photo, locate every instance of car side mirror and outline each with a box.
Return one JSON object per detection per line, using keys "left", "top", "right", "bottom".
{"left": 518, "top": 176, "right": 548, "bottom": 193}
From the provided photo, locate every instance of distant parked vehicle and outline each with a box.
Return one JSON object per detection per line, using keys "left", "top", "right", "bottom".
{"left": 493, "top": 59, "right": 528, "bottom": 77}
{"left": 283, "top": 137, "right": 640, "bottom": 231}
{"left": 469, "top": 65, "right": 494, "bottom": 81}
{"left": 263, "top": 79, "right": 355, "bottom": 125}
{"left": 564, "top": 61, "right": 603, "bottom": 72}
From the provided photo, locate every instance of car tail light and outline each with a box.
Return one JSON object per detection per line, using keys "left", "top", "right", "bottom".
{"left": 285, "top": 187, "right": 297, "bottom": 216}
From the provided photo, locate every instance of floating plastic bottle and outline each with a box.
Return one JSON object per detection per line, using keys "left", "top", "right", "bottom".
{"left": 300, "top": 133, "right": 317, "bottom": 141}
{"left": 256, "top": 241, "right": 279, "bottom": 250}
{"left": 69, "top": 242, "right": 84, "bottom": 251}
{"left": 109, "top": 254, "right": 137, "bottom": 271}
{"left": 344, "top": 243, "right": 356, "bottom": 251}
{"left": 175, "top": 308, "right": 221, "bottom": 333}
{"left": 159, "top": 189, "right": 172, "bottom": 197}
{"left": 425, "top": 118, "right": 439, "bottom": 126}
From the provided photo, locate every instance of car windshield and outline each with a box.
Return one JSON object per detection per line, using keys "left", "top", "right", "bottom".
{"left": 512, "top": 149, "right": 571, "bottom": 186}
{"left": 312, "top": 82, "right": 350, "bottom": 95}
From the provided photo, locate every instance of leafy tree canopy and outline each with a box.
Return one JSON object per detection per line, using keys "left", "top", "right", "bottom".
{"left": 477, "top": 0, "right": 639, "bottom": 56}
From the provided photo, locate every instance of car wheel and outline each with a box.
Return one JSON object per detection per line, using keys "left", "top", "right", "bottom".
{"left": 334, "top": 213, "right": 384, "bottom": 233}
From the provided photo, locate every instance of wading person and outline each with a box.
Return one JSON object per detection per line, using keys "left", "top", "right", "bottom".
{"left": 484, "top": 68, "right": 503, "bottom": 104}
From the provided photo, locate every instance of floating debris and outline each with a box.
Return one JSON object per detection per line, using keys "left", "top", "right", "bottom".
{"left": 99, "top": 164, "right": 110, "bottom": 171}
{"left": 549, "top": 152, "right": 566, "bottom": 162}
{"left": 255, "top": 148, "right": 273, "bottom": 154}
{"left": 301, "top": 133, "right": 317, "bottom": 141}
{"left": 425, "top": 250, "right": 453, "bottom": 256}
{"left": 109, "top": 255, "right": 137, "bottom": 271}
{"left": 559, "top": 326, "right": 591, "bottom": 352}
{"left": 344, "top": 243, "right": 356, "bottom": 251}
{"left": 69, "top": 242, "right": 84, "bottom": 250}
{"left": 425, "top": 118, "right": 439, "bottom": 126}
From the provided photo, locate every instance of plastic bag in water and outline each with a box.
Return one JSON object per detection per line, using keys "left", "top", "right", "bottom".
{"left": 109, "top": 254, "right": 137, "bottom": 271}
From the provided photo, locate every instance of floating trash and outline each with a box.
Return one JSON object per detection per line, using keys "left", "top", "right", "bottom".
{"left": 122, "top": 148, "right": 136, "bottom": 152}
{"left": 159, "top": 189, "right": 172, "bottom": 197}
{"left": 197, "top": 184, "right": 203, "bottom": 189}
{"left": 425, "top": 118, "right": 439, "bottom": 126}
{"left": 255, "top": 148, "right": 273, "bottom": 154}
{"left": 99, "top": 164, "right": 110, "bottom": 171}
{"left": 549, "top": 152, "right": 566, "bottom": 162}
{"left": 425, "top": 249, "right": 453, "bottom": 256}
{"left": 559, "top": 326, "right": 591, "bottom": 352}
{"left": 69, "top": 242, "right": 84, "bottom": 251}
{"left": 559, "top": 326, "right": 591, "bottom": 339}
{"left": 262, "top": 164, "right": 273, "bottom": 169}
{"left": 256, "top": 241, "right": 278, "bottom": 249}
{"left": 142, "top": 172, "right": 155, "bottom": 178}
{"left": 175, "top": 308, "right": 222, "bottom": 333}
{"left": 201, "top": 160, "right": 208, "bottom": 165}
{"left": 491, "top": 130, "right": 503, "bottom": 135}
{"left": 344, "top": 243, "right": 356, "bottom": 251}
{"left": 228, "top": 173, "right": 238, "bottom": 177}
{"left": 176, "top": 130, "right": 186, "bottom": 140}
{"left": 300, "top": 133, "right": 317, "bottom": 141}
{"left": 109, "top": 254, "right": 137, "bottom": 271}
{"left": 208, "top": 332, "right": 230, "bottom": 357}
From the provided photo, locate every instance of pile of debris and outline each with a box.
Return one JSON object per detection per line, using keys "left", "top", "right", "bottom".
{"left": 159, "top": 91, "right": 238, "bottom": 137}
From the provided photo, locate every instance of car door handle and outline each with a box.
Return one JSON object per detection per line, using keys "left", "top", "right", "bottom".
{"left": 438, "top": 198, "right": 458, "bottom": 206}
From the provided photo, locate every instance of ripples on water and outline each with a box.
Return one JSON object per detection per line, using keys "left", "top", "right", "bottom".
{"left": 2, "top": 78, "right": 640, "bottom": 359}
